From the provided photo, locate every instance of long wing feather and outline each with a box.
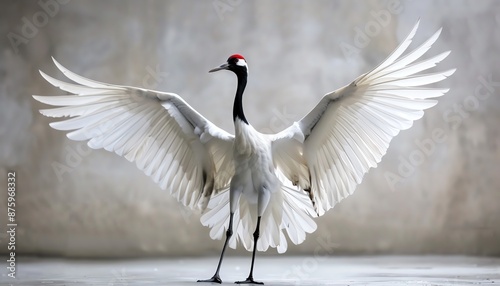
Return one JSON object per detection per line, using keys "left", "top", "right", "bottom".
{"left": 34, "top": 59, "right": 235, "bottom": 210}
{"left": 272, "top": 22, "right": 455, "bottom": 216}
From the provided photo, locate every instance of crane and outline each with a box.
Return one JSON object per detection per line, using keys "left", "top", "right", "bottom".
{"left": 33, "top": 21, "right": 454, "bottom": 284}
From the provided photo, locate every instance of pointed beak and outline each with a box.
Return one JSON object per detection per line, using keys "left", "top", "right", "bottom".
{"left": 209, "top": 63, "right": 229, "bottom": 73}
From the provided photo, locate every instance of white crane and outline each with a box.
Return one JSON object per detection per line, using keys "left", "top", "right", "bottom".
{"left": 33, "top": 21, "right": 454, "bottom": 284}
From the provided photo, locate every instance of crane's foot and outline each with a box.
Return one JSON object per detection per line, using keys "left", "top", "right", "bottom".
{"left": 197, "top": 275, "right": 222, "bottom": 284}
{"left": 235, "top": 277, "right": 264, "bottom": 285}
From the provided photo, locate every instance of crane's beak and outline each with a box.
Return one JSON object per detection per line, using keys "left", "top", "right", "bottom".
{"left": 209, "top": 63, "right": 229, "bottom": 73}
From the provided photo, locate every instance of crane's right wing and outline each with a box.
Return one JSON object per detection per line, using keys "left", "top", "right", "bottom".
{"left": 272, "top": 21, "right": 455, "bottom": 216}
{"left": 33, "top": 58, "right": 235, "bottom": 211}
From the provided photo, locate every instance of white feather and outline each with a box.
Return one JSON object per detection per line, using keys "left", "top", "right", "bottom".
{"left": 34, "top": 59, "right": 235, "bottom": 211}
{"left": 272, "top": 22, "right": 455, "bottom": 216}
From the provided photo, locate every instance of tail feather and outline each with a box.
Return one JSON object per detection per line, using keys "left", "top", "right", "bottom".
{"left": 200, "top": 182, "right": 317, "bottom": 253}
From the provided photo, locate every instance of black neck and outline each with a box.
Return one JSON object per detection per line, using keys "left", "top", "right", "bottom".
{"left": 233, "top": 72, "right": 248, "bottom": 124}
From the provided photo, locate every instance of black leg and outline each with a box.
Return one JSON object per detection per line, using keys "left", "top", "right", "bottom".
{"left": 197, "top": 212, "right": 234, "bottom": 284}
{"left": 235, "top": 216, "right": 263, "bottom": 285}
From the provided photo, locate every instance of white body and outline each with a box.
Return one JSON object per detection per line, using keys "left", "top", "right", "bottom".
{"left": 231, "top": 119, "right": 276, "bottom": 213}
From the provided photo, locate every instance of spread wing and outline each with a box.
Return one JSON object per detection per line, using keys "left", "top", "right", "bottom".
{"left": 272, "top": 21, "right": 455, "bottom": 216}
{"left": 34, "top": 58, "right": 235, "bottom": 210}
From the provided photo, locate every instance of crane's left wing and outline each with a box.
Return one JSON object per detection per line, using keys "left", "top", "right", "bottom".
{"left": 272, "top": 22, "right": 455, "bottom": 216}
{"left": 34, "top": 58, "right": 235, "bottom": 211}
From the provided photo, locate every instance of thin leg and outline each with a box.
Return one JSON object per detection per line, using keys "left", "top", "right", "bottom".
{"left": 197, "top": 212, "right": 235, "bottom": 284}
{"left": 235, "top": 216, "right": 263, "bottom": 285}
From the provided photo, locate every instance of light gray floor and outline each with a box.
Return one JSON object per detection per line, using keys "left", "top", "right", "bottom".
{"left": 2, "top": 256, "right": 500, "bottom": 285}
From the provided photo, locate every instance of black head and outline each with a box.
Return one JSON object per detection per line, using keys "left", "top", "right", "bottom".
{"left": 209, "top": 54, "right": 248, "bottom": 76}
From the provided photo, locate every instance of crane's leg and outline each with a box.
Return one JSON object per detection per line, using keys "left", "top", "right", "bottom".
{"left": 199, "top": 186, "right": 241, "bottom": 283}
{"left": 197, "top": 212, "right": 234, "bottom": 284}
{"left": 235, "top": 216, "right": 263, "bottom": 285}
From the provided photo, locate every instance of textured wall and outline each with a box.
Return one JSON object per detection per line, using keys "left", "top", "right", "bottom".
{"left": 0, "top": 0, "right": 499, "bottom": 257}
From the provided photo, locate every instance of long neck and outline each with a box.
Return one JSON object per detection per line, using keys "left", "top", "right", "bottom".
{"left": 233, "top": 73, "right": 248, "bottom": 124}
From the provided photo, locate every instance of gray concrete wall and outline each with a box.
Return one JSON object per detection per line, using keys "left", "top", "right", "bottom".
{"left": 0, "top": 0, "right": 499, "bottom": 257}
